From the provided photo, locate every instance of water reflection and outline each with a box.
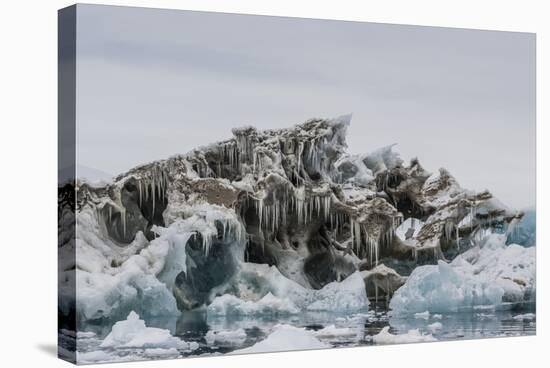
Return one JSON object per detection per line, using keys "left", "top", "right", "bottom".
{"left": 77, "top": 305, "right": 536, "bottom": 360}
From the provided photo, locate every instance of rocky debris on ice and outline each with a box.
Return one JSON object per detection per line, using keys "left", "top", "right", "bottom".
{"left": 360, "top": 264, "right": 405, "bottom": 301}
{"left": 231, "top": 324, "right": 329, "bottom": 354}
{"left": 371, "top": 326, "right": 437, "bottom": 345}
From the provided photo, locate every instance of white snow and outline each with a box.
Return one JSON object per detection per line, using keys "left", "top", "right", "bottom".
{"left": 371, "top": 327, "right": 436, "bottom": 345}
{"left": 100, "top": 311, "right": 198, "bottom": 351}
{"left": 231, "top": 324, "right": 329, "bottom": 354}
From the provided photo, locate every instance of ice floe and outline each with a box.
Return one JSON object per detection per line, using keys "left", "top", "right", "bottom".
{"left": 231, "top": 324, "right": 329, "bottom": 354}
{"left": 100, "top": 311, "right": 197, "bottom": 351}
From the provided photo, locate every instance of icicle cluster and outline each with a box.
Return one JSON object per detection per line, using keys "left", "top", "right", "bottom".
{"left": 136, "top": 165, "right": 169, "bottom": 214}
{"left": 253, "top": 188, "right": 333, "bottom": 234}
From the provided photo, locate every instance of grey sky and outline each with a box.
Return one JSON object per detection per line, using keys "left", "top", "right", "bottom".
{"left": 75, "top": 4, "right": 535, "bottom": 209}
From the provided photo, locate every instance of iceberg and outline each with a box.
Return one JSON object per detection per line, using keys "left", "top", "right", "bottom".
{"left": 100, "top": 311, "right": 198, "bottom": 351}
{"left": 389, "top": 260, "right": 504, "bottom": 315}
{"left": 231, "top": 324, "right": 329, "bottom": 354}
{"left": 208, "top": 266, "right": 369, "bottom": 316}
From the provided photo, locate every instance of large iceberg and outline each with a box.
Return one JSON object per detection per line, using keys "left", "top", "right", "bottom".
{"left": 59, "top": 115, "right": 534, "bottom": 362}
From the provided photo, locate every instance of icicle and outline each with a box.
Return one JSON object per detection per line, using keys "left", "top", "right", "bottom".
{"left": 152, "top": 179, "right": 156, "bottom": 215}
{"left": 138, "top": 180, "right": 142, "bottom": 208}
{"left": 121, "top": 208, "right": 126, "bottom": 237}
{"left": 456, "top": 226, "right": 460, "bottom": 250}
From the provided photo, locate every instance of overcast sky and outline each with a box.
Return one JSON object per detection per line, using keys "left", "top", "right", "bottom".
{"left": 75, "top": 4, "right": 535, "bottom": 209}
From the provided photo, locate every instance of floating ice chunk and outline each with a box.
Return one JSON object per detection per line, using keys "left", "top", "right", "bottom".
{"left": 389, "top": 260, "right": 504, "bottom": 315}
{"left": 414, "top": 311, "right": 430, "bottom": 319}
{"left": 207, "top": 293, "right": 300, "bottom": 316}
{"left": 100, "top": 311, "right": 197, "bottom": 351}
{"left": 432, "top": 314, "right": 442, "bottom": 320}
{"left": 312, "top": 325, "right": 358, "bottom": 338}
{"left": 371, "top": 327, "right": 436, "bottom": 345}
{"left": 205, "top": 329, "right": 247, "bottom": 346}
{"left": 231, "top": 324, "right": 329, "bottom": 354}
{"left": 427, "top": 322, "right": 443, "bottom": 333}
{"left": 512, "top": 313, "right": 536, "bottom": 321}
